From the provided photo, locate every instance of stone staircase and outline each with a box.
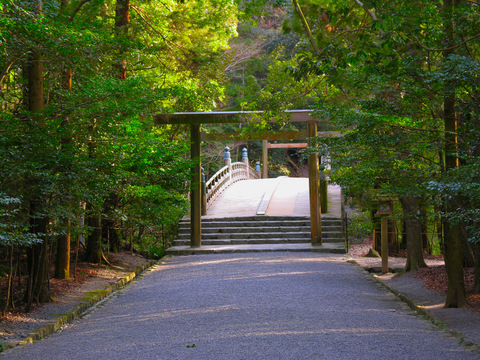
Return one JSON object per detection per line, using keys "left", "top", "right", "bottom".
{"left": 173, "top": 216, "right": 344, "bottom": 247}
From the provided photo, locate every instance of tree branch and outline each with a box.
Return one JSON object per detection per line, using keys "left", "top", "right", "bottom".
{"left": 68, "top": 0, "right": 94, "bottom": 22}
{"left": 129, "top": 5, "right": 174, "bottom": 52}
{"left": 384, "top": 122, "right": 446, "bottom": 135}
{"left": 224, "top": 42, "right": 266, "bottom": 73}
{"left": 0, "top": 59, "right": 17, "bottom": 86}
{"left": 352, "top": 0, "right": 378, "bottom": 21}
{"left": 386, "top": 148, "right": 442, "bottom": 167}
{"left": 411, "top": 32, "right": 480, "bottom": 52}
{"left": 292, "top": 0, "right": 318, "bottom": 52}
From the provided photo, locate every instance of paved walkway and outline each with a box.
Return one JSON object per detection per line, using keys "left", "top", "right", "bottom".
{"left": 205, "top": 177, "right": 341, "bottom": 219}
{"left": 350, "top": 254, "right": 480, "bottom": 352}
{"left": 2, "top": 253, "right": 478, "bottom": 359}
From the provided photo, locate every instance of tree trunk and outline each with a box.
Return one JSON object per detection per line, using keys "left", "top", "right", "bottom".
{"left": 442, "top": 0, "right": 466, "bottom": 308}
{"left": 24, "top": 7, "right": 52, "bottom": 310}
{"left": 103, "top": 194, "right": 121, "bottom": 253}
{"left": 55, "top": 225, "right": 70, "bottom": 279}
{"left": 444, "top": 221, "right": 466, "bottom": 307}
{"left": 137, "top": 225, "right": 145, "bottom": 243}
{"left": 3, "top": 245, "right": 14, "bottom": 316}
{"left": 421, "top": 217, "right": 429, "bottom": 254}
{"left": 399, "top": 196, "right": 428, "bottom": 272}
{"left": 26, "top": 199, "right": 51, "bottom": 311}
{"left": 55, "top": 59, "right": 73, "bottom": 280}
{"left": 115, "top": 0, "right": 129, "bottom": 79}
{"left": 461, "top": 226, "right": 475, "bottom": 267}
{"left": 471, "top": 98, "right": 480, "bottom": 293}
{"left": 86, "top": 208, "right": 102, "bottom": 263}
{"left": 27, "top": 52, "right": 44, "bottom": 114}
{"left": 98, "top": 0, "right": 129, "bottom": 255}
{"left": 474, "top": 244, "right": 480, "bottom": 293}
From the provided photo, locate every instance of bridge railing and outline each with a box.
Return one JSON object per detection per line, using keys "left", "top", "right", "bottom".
{"left": 204, "top": 147, "right": 260, "bottom": 211}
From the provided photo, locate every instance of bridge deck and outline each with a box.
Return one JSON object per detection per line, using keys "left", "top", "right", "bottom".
{"left": 169, "top": 177, "right": 345, "bottom": 254}
{"left": 204, "top": 177, "right": 342, "bottom": 219}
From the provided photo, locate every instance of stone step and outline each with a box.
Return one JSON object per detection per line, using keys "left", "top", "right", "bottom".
{"left": 174, "top": 237, "right": 345, "bottom": 247}
{"left": 173, "top": 238, "right": 315, "bottom": 246}
{"left": 175, "top": 234, "right": 341, "bottom": 242}
{"left": 176, "top": 231, "right": 343, "bottom": 240}
{"left": 174, "top": 215, "right": 345, "bottom": 248}
{"left": 166, "top": 243, "right": 347, "bottom": 255}
{"left": 178, "top": 220, "right": 342, "bottom": 229}
{"left": 178, "top": 232, "right": 310, "bottom": 240}
{"left": 179, "top": 225, "right": 341, "bottom": 232}
{"left": 180, "top": 215, "right": 311, "bottom": 222}
{"left": 179, "top": 222, "right": 309, "bottom": 229}
{"left": 178, "top": 226, "right": 312, "bottom": 234}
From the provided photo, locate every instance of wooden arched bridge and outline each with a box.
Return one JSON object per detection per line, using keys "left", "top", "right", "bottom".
{"left": 204, "top": 147, "right": 261, "bottom": 211}
{"left": 154, "top": 110, "right": 346, "bottom": 255}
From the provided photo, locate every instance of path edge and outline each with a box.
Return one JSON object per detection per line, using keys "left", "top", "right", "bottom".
{"left": 347, "top": 259, "right": 480, "bottom": 355}
{"left": 0, "top": 258, "right": 160, "bottom": 353}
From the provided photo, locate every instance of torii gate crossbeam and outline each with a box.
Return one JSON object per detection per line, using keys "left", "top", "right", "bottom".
{"left": 154, "top": 110, "right": 324, "bottom": 248}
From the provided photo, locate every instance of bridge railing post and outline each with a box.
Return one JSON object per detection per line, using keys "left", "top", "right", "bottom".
{"left": 201, "top": 167, "right": 207, "bottom": 215}
{"left": 224, "top": 146, "right": 232, "bottom": 182}
{"left": 319, "top": 163, "right": 328, "bottom": 214}
{"left": 242, "top": 147, "right": 249, "bottom": 178}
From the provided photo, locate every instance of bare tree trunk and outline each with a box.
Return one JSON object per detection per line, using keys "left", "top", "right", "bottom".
{"left": 54, "top": 55, "right": 73, "bottom": 279}
{"left": 3, "top": 245, "right": 14, "bottom": 316}
{"left": 24, "top": 1, "right": 52, "bottom": 309}
{"left": 399, "top": 196, "right": 428, "bottom": 272}
{"left": 97, "top": 0, "right": 130, "bottom": 254}
{"left": 86, "top": 208, "right": 102, "bottom": 263}
{"left": 442, "top": 0, "right": 466, "bottom": 308}
{"left": 55, "top": 225, "right": 70, "bottom": 279}
{"left": 74, "top": 227, "right": 80, "bottom": 282}
{"left": 103, "top": 194, "right": 121, "bottom": 253}
{"left": 26, "top": 200, "right": 51, "bottom": 312}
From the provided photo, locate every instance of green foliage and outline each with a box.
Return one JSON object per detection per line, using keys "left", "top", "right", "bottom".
{"left": 281, "top": 0, "right": 480, "bottom": 247}
{"left": 347, "top": 210, "right": 373, "bottom": 243}
{"left": 0, "top": 0, "right": 239, "bottom": 251}
{"left": 0, "top": 194, "right": 41, "bottom": 247}
{"left": 143, "top": 242, "right": 166, "bottom": 260}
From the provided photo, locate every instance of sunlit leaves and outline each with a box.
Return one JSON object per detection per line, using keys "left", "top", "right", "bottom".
{"left": 0, "top": 0, "right": 241, "bottom": 246}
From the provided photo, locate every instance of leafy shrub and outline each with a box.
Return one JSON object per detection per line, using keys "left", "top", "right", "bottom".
{"left": 347, "top": 211, "right": 373, "bottom": 243}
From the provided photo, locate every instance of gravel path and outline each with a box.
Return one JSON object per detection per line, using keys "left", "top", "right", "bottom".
{"left": 2, "top": 253, "right": 478, "bottom": 360}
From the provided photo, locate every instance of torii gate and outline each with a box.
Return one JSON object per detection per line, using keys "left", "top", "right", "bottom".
{"left": 154, "top": 110, "right": 336, "bottom": 248}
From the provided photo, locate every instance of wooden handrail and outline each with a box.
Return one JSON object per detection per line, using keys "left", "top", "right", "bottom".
{"left": 205, "top": 161, "right": 259, "bottom": 209}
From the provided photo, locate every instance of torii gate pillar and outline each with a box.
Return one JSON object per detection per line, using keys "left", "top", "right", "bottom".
{"left": 262, "top": 140, "right": 268, "bottom": 179}
{"left": 190, "top": 124, "right": 202, "bottom": 247}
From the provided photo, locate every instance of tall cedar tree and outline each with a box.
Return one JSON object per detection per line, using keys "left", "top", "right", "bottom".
{"left": 25, "top": 0, "right": 52, "bottom": 309}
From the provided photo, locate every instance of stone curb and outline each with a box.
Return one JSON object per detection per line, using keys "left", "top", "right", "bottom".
{"left": 0, "top": 259, "right": 157, "bottom": 353}
{"left": 166, "top": 243, "right": 347, "bottom": 256}
{"left": 347, "top": 259, "right": 480, "bottom": 355}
